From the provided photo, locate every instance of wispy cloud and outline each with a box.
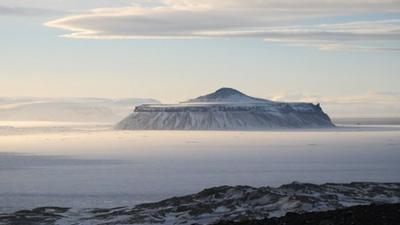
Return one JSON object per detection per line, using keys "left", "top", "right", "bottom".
{"left": 271, "top": 91, "right": 400, "bottom": 104}
{"left": 43, "top": 0, "right": 400, "bottom": 51}
{"left": 0, "top": 5, "right": 63, "bottom": 16}
{"left": 270, "top": 91, "right": 400, "bottom": 117}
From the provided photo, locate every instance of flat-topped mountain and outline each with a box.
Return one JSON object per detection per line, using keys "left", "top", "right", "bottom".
{"left": 116, "top": 88, "right": 334, "bottom": 130}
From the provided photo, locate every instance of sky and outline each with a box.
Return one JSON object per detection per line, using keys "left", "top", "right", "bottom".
{"left": 1, "top": 0, "right": 400, "bottom": 117}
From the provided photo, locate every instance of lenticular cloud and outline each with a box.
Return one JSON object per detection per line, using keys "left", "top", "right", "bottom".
{"left": 45, "top": 0, "right": 400, "bottom": 51}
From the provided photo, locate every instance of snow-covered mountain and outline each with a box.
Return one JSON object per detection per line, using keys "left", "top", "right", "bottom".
{"left": 116, "top": 88, "right": 334, "bottom": 130}
{"left": 184, "top": 88, "right": 271, "bottom": 103}
{"left": 2, "top": 182, "right": 399, "bottom": 225}
{"left": 0, "top": 97, "right": 159, "bottom": 123}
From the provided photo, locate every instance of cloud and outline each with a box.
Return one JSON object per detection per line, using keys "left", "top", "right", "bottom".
{"left": 272, "top": 91, "right": 400, "bottom": 104}
{"left": 259, "top": 20, "right": 400, "bottom": 52}
{"left": 270, "top": 91, "right": 400, "bottom": 117}
{"left": 44, "top": 0, "right": 400, "bottom": 51}
{"left": 0, "top": 5, "right": 63, "bottom": 16}
{"left": 0, "top": 0, "right": 136, "bottom": 11}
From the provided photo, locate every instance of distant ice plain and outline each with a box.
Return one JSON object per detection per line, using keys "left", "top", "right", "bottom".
{"left": 0, "top": 121, "right": 399, "bottom": 212}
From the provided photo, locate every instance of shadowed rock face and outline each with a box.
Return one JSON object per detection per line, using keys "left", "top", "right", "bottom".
{"left": 116, "top": 88, "right": 334, "bottom": 130}
{"left": 1, "top": 182, "right": 399, "bottom": 225}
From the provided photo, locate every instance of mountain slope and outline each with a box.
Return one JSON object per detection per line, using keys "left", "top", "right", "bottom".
{"left": 184, "top": 88, "right": 271, "bottom": 103}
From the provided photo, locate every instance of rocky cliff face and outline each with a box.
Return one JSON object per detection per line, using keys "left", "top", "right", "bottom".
{"left": 116, "top": 88, "right": 334, "bottom": 130}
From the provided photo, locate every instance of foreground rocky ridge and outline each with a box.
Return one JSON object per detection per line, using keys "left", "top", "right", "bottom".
{"left": 1, "top": 182, "right": 399, "bottom": 225}
{"left": 116, "top": 88, "right": 334, "bottom": 130}
{"left": 214, "top": 203, "right": 400, "bottom": 225}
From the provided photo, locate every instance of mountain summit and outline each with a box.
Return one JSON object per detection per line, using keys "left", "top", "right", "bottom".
{"left": 185, "top": 88, "right": 270, "bottom": 103}
{"left": 116, "top": 88, "right": 334, "bottom": 130}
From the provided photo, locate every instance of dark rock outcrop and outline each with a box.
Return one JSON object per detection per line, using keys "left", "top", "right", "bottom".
{"left": 214, "top": 203, "right": 400, "bottom": 225}
{"left": 1, "top": 182, "right": 399, "bottom": 225}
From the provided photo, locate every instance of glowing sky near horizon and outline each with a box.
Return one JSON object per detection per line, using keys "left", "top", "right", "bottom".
{"left": 0, "top": 0, "right": 400, "bottom": 116}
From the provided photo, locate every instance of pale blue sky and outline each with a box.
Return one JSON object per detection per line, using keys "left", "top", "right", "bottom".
{"left": 1, "top": 0, "right": 400, "bottom": 117}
